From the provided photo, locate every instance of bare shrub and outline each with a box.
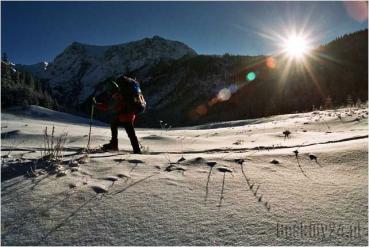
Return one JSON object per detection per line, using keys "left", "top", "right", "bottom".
{"left": 41, "top": 126, "right": 68, "bottom": 161}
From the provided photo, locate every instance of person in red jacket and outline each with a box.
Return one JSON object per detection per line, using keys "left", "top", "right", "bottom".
{"left": 94, "top": 79, "right": 141, "bottom": 154}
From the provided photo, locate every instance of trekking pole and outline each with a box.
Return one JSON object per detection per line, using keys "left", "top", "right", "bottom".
{"left": 87, "top": 97, "right": 96, "bottom": 152}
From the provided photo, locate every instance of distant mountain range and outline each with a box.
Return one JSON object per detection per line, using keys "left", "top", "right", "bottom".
{"left": 15, "top": 61, "right": 49, "bottom": 78}
{"left": 9, "top": 29, "right": 368, "bottom": 127}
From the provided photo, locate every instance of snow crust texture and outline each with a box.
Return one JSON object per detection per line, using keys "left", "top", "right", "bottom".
{"left": 1, "top": 107, "right": 367, "bottom": 245}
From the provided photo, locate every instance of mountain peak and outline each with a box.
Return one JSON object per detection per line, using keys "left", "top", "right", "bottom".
{"left": 70, "top": 41, "right": 84, "bottom": 46}
{"left": 42, "top": 36, "right": 197, "bottom": 103}
{"left": 152, "top": 35, "right": 165, "bottom": 40}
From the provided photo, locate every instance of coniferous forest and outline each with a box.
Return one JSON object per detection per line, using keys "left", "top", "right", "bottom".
{"left": 1, "top": 61, "right": 57, "bottom": 109}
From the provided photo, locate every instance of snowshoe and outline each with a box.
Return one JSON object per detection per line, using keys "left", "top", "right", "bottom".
{"left": 101, "top": 141, "right": 119, "bottom": 152}
{"left": 86, "top": 147, "right": 108, "bottom": 154}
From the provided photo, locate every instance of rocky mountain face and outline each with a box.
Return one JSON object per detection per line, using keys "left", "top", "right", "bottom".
{"left": 22, "top": 36, "right": 197, "bottom": 106}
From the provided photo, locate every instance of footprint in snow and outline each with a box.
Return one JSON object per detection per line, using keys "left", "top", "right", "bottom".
{"left": 128, "top": 159, "right": 144, "bottom": 174}
{"left": 90, "top": 185, "right": 109, "bottom": 194}
{"left": 127, "top": 159, "right": 144, "bottom": 164}
{"left": 186, "top": 157, "right": 206, "bottom": 165}
{"left": 270, "top": 159, "right": 280, "bottom": 164}
{"left": 102, "top": 176, "right": 119, "bottom": 182}
{"left": 68, "top": 183, "right": 77, "bottom": 189}
{"left": 165, "top": 164, "right": 186, "bottom": 173}
{"left": 116, "top": 173, "right": 131, "bottom": 179}
{"left": 177, "top": 157, "right": 186, "bottom": 163}
{"left": 113, "top": 158, "right": 125, "bottom": 164}
{"left": 217, "top": 167, "right": 233, "bottom": 173}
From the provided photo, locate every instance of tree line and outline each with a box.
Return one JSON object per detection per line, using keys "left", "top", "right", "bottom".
{"left": 1, "top": 60, "right": 58, "bottom": 109}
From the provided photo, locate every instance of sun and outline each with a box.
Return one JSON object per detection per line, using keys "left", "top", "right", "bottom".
{"left": 283, "top": 35, "right": 310, "bottom": 59}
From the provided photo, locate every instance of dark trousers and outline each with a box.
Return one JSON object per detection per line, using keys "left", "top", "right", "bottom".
{"left": 111, "top": 119, "right": 141, "bottom": 153}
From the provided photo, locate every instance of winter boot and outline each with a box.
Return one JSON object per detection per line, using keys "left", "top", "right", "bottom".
{"left": 131, "top": 139, "right": 142, "bottom": 154}
{"left": 102, "top": 139, "right": 118, "bottom": 151}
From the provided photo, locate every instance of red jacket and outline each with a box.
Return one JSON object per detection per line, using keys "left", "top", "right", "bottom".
{"left": 95, "top": 92, "right": 136, "bottom": 123}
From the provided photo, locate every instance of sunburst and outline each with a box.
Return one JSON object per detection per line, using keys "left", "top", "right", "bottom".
{"left": 282, "top": 34, "right": 310, "bottom": 59}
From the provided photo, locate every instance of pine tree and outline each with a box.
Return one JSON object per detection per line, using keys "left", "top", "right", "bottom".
{"left": 30, "top": 73, "right": 35, "bottom": 88}
{"left": 2, "top": 52, "right": 8, "bottom": 63}
{"left": 346, "top": 95, "right": 354, "bottom": 107}
{"left": 16, "top": 71, "right": 20, "bottom": 84}
{"left": 324, "top": 96, "right": 333, "bottom": 109}
{"left": 20, "top": 71, "right": 26, "bottom": 85}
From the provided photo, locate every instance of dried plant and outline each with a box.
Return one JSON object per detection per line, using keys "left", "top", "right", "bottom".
{"left": 204, "top": 161, "right": 217, "bottom": 202}
{"left": 217, "top": 167, "right": 232, "bottom": 209}
{"left": 159, "top": 120, "right": 172, "bottom": 136}
{"left": 41, "top": 126, "right": 68, "bottom": 161}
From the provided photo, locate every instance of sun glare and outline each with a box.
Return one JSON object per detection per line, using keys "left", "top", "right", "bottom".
{"left": 283, "top": 35, "right": 310, "bottom": 58}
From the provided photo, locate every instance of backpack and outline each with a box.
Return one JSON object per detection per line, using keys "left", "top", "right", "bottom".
{"left": 115, "top": 76, "right": 146, "bottom": 114}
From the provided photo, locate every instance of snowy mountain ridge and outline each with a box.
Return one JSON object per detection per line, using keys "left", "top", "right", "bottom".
{"left": 20, "top": 36, "right": 197, "bottom": 103}
{"left": 15, "top": 61, "right": 48, "bottom": 77}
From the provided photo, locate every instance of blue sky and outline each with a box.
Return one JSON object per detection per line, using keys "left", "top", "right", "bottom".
{"left": 1, "top": 1, "right": 368, "bottom": 64}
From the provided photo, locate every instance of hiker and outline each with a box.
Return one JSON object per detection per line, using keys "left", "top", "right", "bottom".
{"left": 94, "top": 76, "right": 146, "bottom": 154}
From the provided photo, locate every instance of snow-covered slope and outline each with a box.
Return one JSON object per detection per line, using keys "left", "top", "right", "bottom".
{"left": 1, "top": 107, "right": 368, "bottom": 245}
{"left": 33, "top": 36, "right": 196, "bottom": 103}
{"left": 3, "top": 105, "right": 107, "bottom": 127}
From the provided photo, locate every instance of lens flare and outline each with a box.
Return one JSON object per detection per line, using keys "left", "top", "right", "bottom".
{"left": 217, "top": 88, "right": 231, "bottom": 101}
{"left": 266, "top": 57, "right": 276, "bottom": 69}
{"left": 246, "top": 72, "right": 256, "bottom": 82}
{"left": 343, "top": 1, "right": 368, "bottom": 22}
{"left": 228, "top": 84, "right": 238, "bottom": 93}
{"left": 208, "top": 97, "right": 219, "bottom": 106}
{"left": 196, "top": 104, "right": 208, "bottom": 116}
